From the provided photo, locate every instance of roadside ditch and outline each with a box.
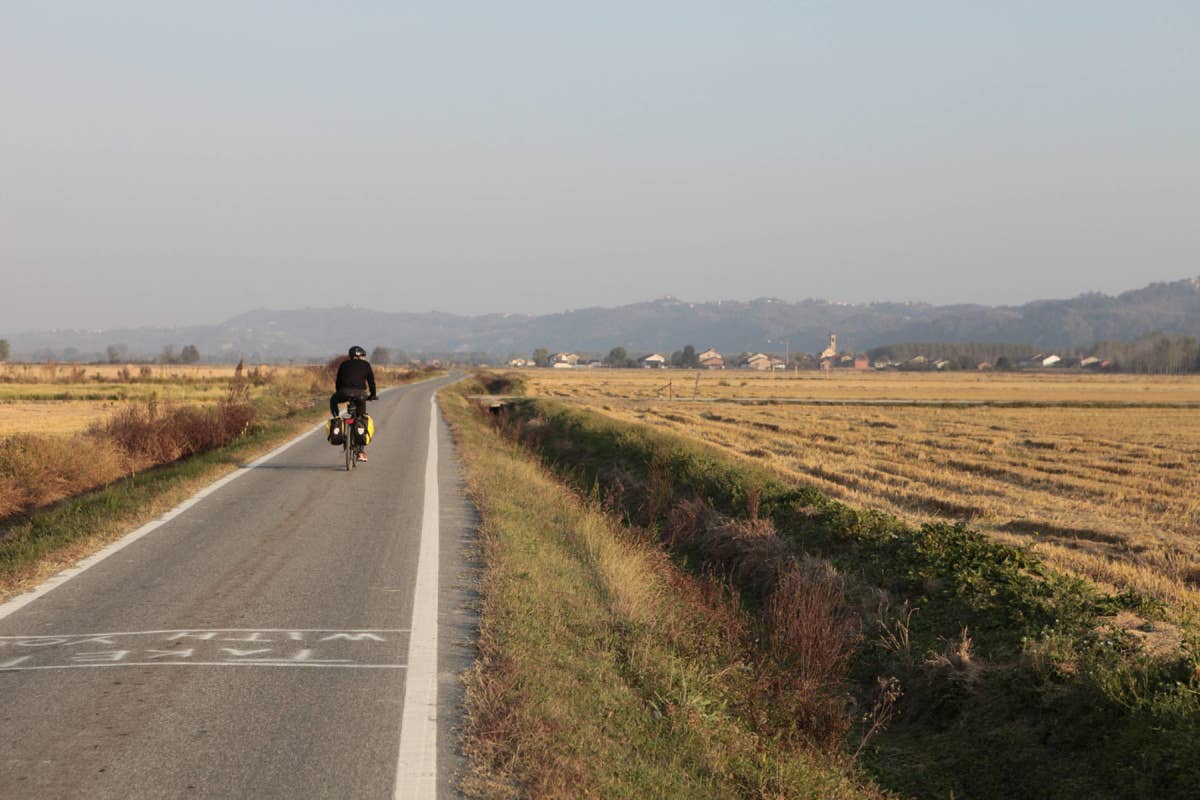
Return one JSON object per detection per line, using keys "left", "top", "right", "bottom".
{"left": 462, "top": 377, "right": 1199, "bottom": 800}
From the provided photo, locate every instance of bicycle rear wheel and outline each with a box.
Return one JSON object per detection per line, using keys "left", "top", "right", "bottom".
{"left": 344, "top": 434, "right": 353, "bottom": 471}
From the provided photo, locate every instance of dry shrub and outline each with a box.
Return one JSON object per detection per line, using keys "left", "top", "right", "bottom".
{"left": 875, "top": 599, "right": 917, "bottom": 664}
{"left": 261, "top": 368, "right": 321, "bottom": 414}
{"left": 98, "top": 398, "right": 255, "bottom": 464}
{"left": 706, "top": 517, "right": 791, "bottom": 598}
{"left": 761, "top": 559, "right": 862, "bottom": 743}
{"left": 661, "top": 565, "right": 754, "bottom": 655}
{"left": 924, "top": 626, "right": 982, "bottom": 684}
{"left": 663, "top": 496, "right": 719, "bottom": 548}
{"left": 665, "top": 498, "right": 790, "bottom": 599}
{"left": 0, "top": 433, "right": 126, "bottom": 519}
{"left": 0, "top": 471, "right": 22, "bottom": 519}
{"left": 102, "top": 404, "right": 175, "bottom": 462}
{"left": 640, "top": 463, "right": 676, "bottom": 525}
{"left": 663, "top": 497, "right": 864, "bottom": 744}
{"left": 0, "top": 395, "right": 257, "bottom": 521}
{"left": 853, "top": 675, "right": 903, "bottom": 762}
{"left": 766, "top": 559, "right": 861, "bottom": 692}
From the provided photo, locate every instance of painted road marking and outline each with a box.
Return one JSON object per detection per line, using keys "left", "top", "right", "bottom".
{"left": 0, "top": 628, "right": 408, "bottom": 642}
{"left": 0, "top": 663, "right": 406, "bottom": 671}
{"left": 0, "top": 629, "right": 408, "bottom": 671}
{"left": 394, "top": 393, "right": 440, "bottom": 800}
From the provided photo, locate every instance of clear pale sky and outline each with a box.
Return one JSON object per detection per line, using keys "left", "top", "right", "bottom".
{"left": 3, "top": 2, "right": 1197, "bottom": 332}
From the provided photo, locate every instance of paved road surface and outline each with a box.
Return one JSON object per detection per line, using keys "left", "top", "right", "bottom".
{"left": 0, "top": 376, "right": 477, "bottom": 799}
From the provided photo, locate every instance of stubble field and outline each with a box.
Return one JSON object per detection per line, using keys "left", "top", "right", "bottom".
{"left": 0, "top": 362, "right": 326, "bottom": 519}
{"left": 0, "top": 363, "right": 308, "bottom": 436}
{"left": 520, "top": 368, "right": 1200, "bottom": 618}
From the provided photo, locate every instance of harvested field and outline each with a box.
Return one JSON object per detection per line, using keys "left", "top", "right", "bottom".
{"left": 522, "top": 367, "right": 1200, "bottom": 405}
{"left": 516, "top": 369, "right": 1200, "bottom": 617}
{"left": 0, "top": 363, "right": 260, "bottom": 383}
{"left": 0, "top": 364, "right": 318, "bottom": 436}
{"left": 0, "top": 401, "right": 123, "bottom": 437}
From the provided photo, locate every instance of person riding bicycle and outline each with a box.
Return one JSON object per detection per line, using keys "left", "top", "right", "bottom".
{"left": 330, "top": 346, "right": 377, "bottom": 461}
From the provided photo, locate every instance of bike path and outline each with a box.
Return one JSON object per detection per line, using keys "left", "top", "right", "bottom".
{"left": 0, "top": 375, "right": 475, "bottom": 799}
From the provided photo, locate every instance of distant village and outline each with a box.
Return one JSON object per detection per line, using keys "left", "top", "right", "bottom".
{"left": 505, "top": 334, "right": 1114, "bottom": 372}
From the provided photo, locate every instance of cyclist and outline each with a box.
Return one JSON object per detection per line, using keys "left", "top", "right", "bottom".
{"left": 330, "top": 346, "right": 378, "bottom": 461}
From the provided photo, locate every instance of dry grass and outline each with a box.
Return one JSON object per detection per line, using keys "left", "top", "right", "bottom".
{"left": 0, "top": 434, "right": 127, "bottom": 518}
{"left": 0, "top": 401, "right": 121, "bottom": 436}
{"left": 0, "top": 395, "right": 257, "bottom": 520}
{"left": 0, "top": 363, "right": 315, "bottom": 436}
{"left": 443, "top": 388, "right": 886, "bottom": 798}
{"left": 514, "top": 369, "right": 1200, "bottom": 619}
{"left": 0, "top": 362, "right": 265, "bottom": 383}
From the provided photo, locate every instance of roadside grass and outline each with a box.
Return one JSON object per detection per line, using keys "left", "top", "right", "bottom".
{"left": 484, "top": 394, "right": 1200, "bottom": 800}
{"left": 441, "top": 387, "right": 885, "bottom": 799}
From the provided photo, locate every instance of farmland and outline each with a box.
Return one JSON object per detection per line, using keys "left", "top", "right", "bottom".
{"left": 0, "top": 363, "right": 312, "bottom": 437}
{"left": 519, "top": 368, "right": 1200, "bottom": 618}
{"left": 470, "top": 370, "right": 1200, "bottom": 797}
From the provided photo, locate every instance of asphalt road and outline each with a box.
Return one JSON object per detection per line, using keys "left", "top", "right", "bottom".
{"left": 0, "top": 375, "right": 477, "bottom": 799}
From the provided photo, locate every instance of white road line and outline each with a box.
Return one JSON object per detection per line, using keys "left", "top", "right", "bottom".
{"left": 0, "top": 419, "right": 327, "bottom": 622}
{"left": 394, "top": 393, "right": 441, "bottom": 800}
{"left": 0, "top": 629, "right": 409, "bottom": 639}
{"left": 0, "top": 663, "right": 408, "bottom": 671}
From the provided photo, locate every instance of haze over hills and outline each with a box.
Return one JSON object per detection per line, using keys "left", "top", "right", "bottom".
{"left": 7, "top": 277, "right": 1200, "bottom": 362}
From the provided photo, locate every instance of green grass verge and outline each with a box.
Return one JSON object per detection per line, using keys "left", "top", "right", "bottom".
{"left": 441, "top": 389, "right": 885, "bottom": 799}
{"left": 486, "top": 393, "right": 1200, "bottom": 800}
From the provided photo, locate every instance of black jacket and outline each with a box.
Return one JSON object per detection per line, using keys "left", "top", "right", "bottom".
{"left": 335, "top": 359, "right": 376, "bottom": 396}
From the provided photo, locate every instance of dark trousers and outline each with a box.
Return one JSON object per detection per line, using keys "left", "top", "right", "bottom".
{"left": 330, "top": 390, "right": 368, "bottom": 419}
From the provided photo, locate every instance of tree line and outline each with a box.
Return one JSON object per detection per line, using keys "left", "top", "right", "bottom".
{"left": 871, "top": 334, "right": 1200, "bottom": 373}
{"left": 520, "top": 332, "right": 1200, "bottom": 374}
{"left": 1095, "top": 333, "right": 1200, "bottom": 374}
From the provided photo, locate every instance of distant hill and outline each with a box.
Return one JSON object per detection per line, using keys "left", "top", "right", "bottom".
{"left": 6, "top": 277, "right": 1200, "bottom": 361}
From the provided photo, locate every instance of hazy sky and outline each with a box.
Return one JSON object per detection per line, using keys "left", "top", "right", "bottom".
{"left": 3, "top": 2, "right": 1197, "bottom": 332}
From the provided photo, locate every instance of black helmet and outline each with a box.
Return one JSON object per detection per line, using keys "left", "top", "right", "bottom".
{"left": 349, "top": 345, "right": 366, "bottom": 358}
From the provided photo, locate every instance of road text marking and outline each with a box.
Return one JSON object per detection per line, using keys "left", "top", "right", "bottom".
{"left": 0, "top": 629, "right": 407, "bottom": 671}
